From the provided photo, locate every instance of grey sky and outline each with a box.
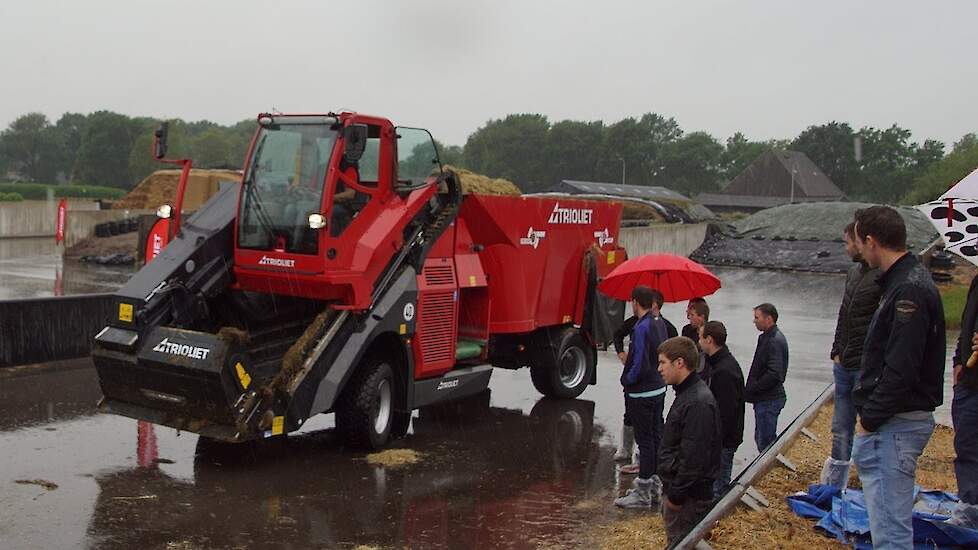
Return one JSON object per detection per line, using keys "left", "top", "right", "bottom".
{"left": 2, "top": 0, "right": 975, "bottom": 147}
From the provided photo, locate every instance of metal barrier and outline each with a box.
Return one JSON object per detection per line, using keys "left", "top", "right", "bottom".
{"left": 0, "top": 294, "right": 114, "bottom": 367}
{"left": 672, "top": 382, "right": 836, "bottom": 549}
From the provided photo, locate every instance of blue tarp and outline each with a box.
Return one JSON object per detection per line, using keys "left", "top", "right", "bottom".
{"left": 786, "top": 484, "right": 978, "bottom": 549}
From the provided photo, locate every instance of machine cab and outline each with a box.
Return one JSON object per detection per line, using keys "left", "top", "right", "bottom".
{"left": 232, "top": 112, "right": 442, "bottom": 309}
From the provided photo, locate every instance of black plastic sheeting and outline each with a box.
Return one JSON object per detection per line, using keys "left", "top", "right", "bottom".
{"left": 0, "top": 294, "right": 114, "bottom": 368}
{"left": 691, "top": 232, "right": 852, "bottom": 274}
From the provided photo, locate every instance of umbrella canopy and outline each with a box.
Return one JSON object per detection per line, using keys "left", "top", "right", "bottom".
{"left": 597, "top": 253, "right": 721, "bottom": 302}
{"left": 916, "top": 166, "right": 978, "bottom": 266}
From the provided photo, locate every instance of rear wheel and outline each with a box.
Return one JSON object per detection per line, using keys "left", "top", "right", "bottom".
{"left": 530, "top": 329, "right": 595, "bottom": 399}
{"left": 336, "top": 360, "right": 394, "bottom": 450}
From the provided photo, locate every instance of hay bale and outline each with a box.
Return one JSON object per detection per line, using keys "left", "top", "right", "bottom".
{"left": 113, "top": 169, "right": 241, "bottom": 210}
{"left": 443, "top": 165, "right": 521, "bottom": 196}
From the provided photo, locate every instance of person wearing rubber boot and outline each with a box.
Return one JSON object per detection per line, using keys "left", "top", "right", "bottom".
{"left": 949, "top": 280, "right": 978, "bottom": 529}
{"left": 612, "top": 295, "right": 677, "bottom": 469}
{"left": 656, "top": 336, "right": 721, "bottom": 544}
{"left": 613, "top": 286, "right": 672, "bottom": 508}
{"left": 821, "top": 221, "right": 881, "bottom": 489}
{"left": 699, "top": 321, "right": 744, "bottom": 499}
{"left": 851, "top": 206, "right": 945, "bottom": 550}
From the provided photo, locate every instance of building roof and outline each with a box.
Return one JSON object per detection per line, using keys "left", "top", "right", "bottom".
{"left": 697, "top": 193, "right": 842, "bottom": 209}
{"left": 551, "top": 180, "right": 692, "bottom": 202}
{"left": 722, "top": 150, "right": 844, "bottom": 199}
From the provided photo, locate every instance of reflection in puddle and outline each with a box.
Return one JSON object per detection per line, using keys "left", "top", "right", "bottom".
{"left": 86, "top": 394, "right": 615, "bottom": 549}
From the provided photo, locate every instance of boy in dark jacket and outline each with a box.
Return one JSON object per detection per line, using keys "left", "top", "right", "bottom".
{"left": 699, "top": 321, "right": 745, "bottom": 498}
{"left": 746, "top": 303, "right": 789, "bottom": 452}
{"left": 611, "top": 296, "right": 678, "bottom": 466}
{"left": 657, "top": 336, "right": 721, "bottom": 544}
{"left": 822, "top": 221, "right": 881, "bottom": 488}
{"left": 613, "top": 286, "right": 673, "bottom": 508}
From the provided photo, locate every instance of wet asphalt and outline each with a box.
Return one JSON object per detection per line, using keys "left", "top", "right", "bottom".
{"left": 0, "top": 267, "right": 958, "bottom": 549}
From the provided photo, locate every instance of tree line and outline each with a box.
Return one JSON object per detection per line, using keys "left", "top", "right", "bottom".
{"left": 1, "top": 110, "right": 976, "bottom": 204}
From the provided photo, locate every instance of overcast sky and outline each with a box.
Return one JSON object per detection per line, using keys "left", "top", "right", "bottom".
{"left": 2, "top": 0, "right": 975, "bottom": 147}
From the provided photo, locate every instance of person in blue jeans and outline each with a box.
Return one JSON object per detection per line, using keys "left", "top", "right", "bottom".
{"left": 823, "top": 221, "right": 881, "bottom": 488}
{"left": 851, "top": 206, "right": 945, "bottom": 549}
{"left": 745, "top": 303, "right": 788, "bottom": 453}
{"left": 949, "top": 277, "right": 978, "bottom": 529}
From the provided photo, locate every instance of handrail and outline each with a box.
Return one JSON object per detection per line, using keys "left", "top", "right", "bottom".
{"left": 671, "top": 382, "right": 836, "bottom": 549}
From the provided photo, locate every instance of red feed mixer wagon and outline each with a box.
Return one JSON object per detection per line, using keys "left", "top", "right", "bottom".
{"left": 92, "top": 111, "right": 627, "bottom": 449}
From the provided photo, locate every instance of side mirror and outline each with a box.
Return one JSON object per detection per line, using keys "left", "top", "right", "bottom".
{"left": 343, "top": 124, "right": 368, "bottom": 164}
{"left": 153, "top": 122, "right": 169, "bottom": 160}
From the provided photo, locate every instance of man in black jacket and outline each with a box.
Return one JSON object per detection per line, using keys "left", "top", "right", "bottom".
{"left": 699, "top": 321, "right": 745, "bottom": 498}
{"left": 822, "top": 221, "right": 882, "bottom": 488}
{"left": 611, "top": 301, "right": 678, "bottom": 465}
{"left": 656, "top": 336, "right": 721, "bottom": 544}
{"left": 948, "top": 276, "right": 978, "bottom": 529}
{"left": 851, "top": 206, "right": 944, "bottom": 549}
{"left": 745, "top": 303, "right": 789, "bottom": 452}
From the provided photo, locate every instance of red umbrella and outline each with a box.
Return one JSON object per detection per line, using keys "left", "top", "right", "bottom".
{"left": 597, "top": 253, "right": 721, "bottom": 302}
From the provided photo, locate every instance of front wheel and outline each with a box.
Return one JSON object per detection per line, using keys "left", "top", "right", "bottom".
{"left": 336, "top": 360, "right": 394, "bottom": 450}
{"left": 530, "top": 329, "right": 595, "bottom": 399}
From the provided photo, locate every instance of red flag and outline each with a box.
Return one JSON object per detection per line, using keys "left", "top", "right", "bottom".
{"left": 144, "top": 217, "right": 170, "bottom": 264}
{"left": 55, "top": 198, "right": 67, "bottom": 244}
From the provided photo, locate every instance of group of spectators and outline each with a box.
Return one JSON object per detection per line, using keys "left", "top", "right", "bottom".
{"left": 610, "top": 288, "right": 788, "bottom": 544}
{"left": 608, "top": 205, "right": 977, "bottom": 547}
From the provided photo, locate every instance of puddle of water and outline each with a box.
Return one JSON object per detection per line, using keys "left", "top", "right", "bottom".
{"left": 0, "top": 267, "right": 957, "bottom": 549}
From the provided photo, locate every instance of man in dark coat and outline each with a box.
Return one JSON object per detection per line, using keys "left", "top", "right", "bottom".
{"left": 949, "top": 276, "right": 978, "bottom": 529}
{"left": 745, "top": 303, "right": 789, "bottom": 452}
{"left": 851, "top": 206, "right": 945, "bottom": 549}
{"left": 699, "top": 321, "right": 745, "bottom": 498}
{"left": 656, "top": 336, "right": 721, "bottom": 544}
{"left": 821, "top": 221, "right": 882, "bottom": 488}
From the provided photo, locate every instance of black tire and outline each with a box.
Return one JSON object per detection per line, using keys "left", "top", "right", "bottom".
{"left": 530, "top": 329, "right": 595, "bottom": 399}
{"left": 336, "top": 360, "right": 395, "bottom": 451}
{"left": 390, "top": 411, "right": 412, "bottom": 440}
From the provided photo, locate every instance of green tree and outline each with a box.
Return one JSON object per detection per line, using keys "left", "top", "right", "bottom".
{"left": 193, "top": 128, "right": 232, "bottom": 168}
{"left": 856, "top": 124, "right": 916, "bottom": 202}
{"left": 903, "top": 142, "right": 978, "bottom": 204}
{"left": 954, "top": 133, "right": 978, "bottom": 154}
{"left": 0, "top": 113, "right": 61, "bottom": 182}
{"left": 73, "top": 111, "right": 135, "bottom": 188}
{"left": 52, "top": 112, "right": 88, "bottom": 180}
{"left": 463, "top": 114, "right": 551, "bottom": 192}
{"left": 438, "top": 143, "right": 464, "bottom": 168}
{"left": 127, "top": 119, "right": 194, "bottom": 185}
{"left": 655, "top": 131, "right": 724, "bottom": 195}
{"left": 720, "top": 132, "right": 769, "bottom": 183}
{"left": 544, "top": 119, "right": 605, "bottom": 183}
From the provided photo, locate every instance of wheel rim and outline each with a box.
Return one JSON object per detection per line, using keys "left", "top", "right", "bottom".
{"left": 558, "top": 346, "right": 587, "bottom": 389}
{"left": 374, "top": 378, "right": 392, "bottom": 435}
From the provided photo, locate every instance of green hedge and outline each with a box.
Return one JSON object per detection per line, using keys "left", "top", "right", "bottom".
{"left": 0, "top": 182, "right": 126, "bottom": 200}
{"left": 0, "top": 192, "right": 24, "bottom": 201}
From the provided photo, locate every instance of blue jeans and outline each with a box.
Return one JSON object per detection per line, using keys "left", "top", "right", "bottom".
{"left": 852, "top": 414, "right": 934, "bottom": 550}
{"left": 832, "top": 363, "right": 859, "bottom": 461}
{"left": 753, "top": 398, "right": 786, "bottom": 452}
{"left": 953, "top": 384, "right": 978, "bottom": 505}
{"left": 713, "top": 446, "right": 737, "bottom": 498}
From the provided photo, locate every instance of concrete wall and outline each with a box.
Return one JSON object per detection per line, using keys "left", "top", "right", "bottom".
{"left": 0, "top": 200, "right": 152, "bottom": 246}
{"left": 619, "top": 223, "right": 709, "bottom": 257}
